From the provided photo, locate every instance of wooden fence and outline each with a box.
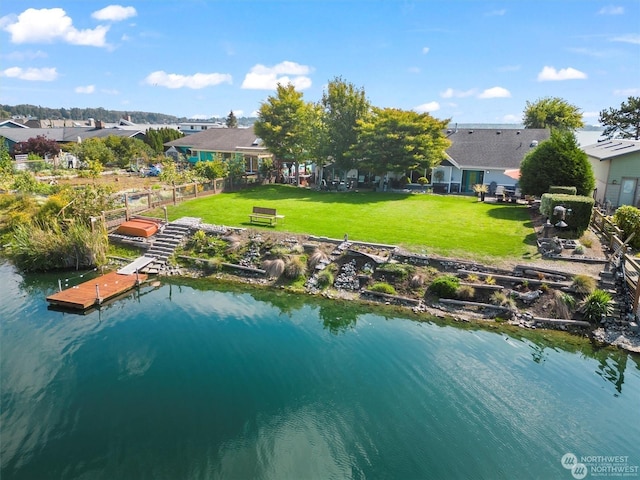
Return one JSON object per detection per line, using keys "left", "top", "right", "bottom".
{"left": 101, "top": 178, "right": 225, "bottom": 230}
{"left": 591, "top": 209, "right": 640, "bottom": 315}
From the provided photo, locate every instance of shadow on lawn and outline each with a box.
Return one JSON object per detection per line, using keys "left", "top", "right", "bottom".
{"left": 230, "top": 184, "right": 406, "bottom": 205}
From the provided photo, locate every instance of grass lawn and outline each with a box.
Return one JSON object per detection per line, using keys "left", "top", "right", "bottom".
{"left": 155, "top": 184, "right": 537, "bottom": 261}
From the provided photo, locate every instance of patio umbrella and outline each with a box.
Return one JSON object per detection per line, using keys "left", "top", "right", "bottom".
{"left": 504, "top": 168, "right": 520, "bottom": 180}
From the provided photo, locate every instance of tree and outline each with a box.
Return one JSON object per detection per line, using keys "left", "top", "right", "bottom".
{"left": 318, "top": 77, "right": 370, "bottom": 182}
{"left": 145, "top": 127, "right": 184, "bottom": 154}
{"left": 225, "top": 110, "right": 238, "bottom": 128}
{"left": 67, "top": 138, "right": 114, "bottom": 166}
{"left": 104, "top": 136, "right": 155, "bottom": 168}
{"left": 519, "top": 129, "right": 595, "bottom": 196}
{"left": 523, "top": 97, "right": 584, "bottom": 130}
{"left": 254, "top": 83, "right": 317, "bottom": 185}
{"left": 194, "top": 157, "right": 228, "bottom": 180}
{"left": 353, "top": 107, "right": 450, "bottom": 187}
{"left": 226, "top": 155, "right": 246, "bottom": 187}
{"left": 13, "top": 135, "right": 61, "bottom": 159}
{"left": 599, "top": 96, "right": 640, "bottom": 140}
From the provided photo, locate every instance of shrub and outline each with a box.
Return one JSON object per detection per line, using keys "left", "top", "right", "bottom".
{"left": 284, "top": 256, "right": 307, "bottom": 279}
{"left": 409, "top": 274, "right": 424, "bottom": 289}
{"left": 457, "top": 285, "right": 475, "bottom": 300}
{"left": 549, "top": 186, "right": 577, "bottom": 195}
{"left": 613, "top": 205, "right": 640, "bottom": 250}
{"left": 377, "top": 262, "right": 414, "bottom": 279}
{"left": 579, "top": 289, "right": 613, "bottom": 322}
{"left": 465, "top": 273, "right": 479, "bottom": 283}
{"left": 579, "top": 232, "right": 594, "bottom": 248}
{"left": 308, "top": 248, "right": 329, "bottom": 269}
{"left": 263, "top": 258, "right": 285, "bottom": 278}
{"left": 540, "top": 193, "right": 595, "bottom": 236}
{"left": 429, "top": 275, "right": 460, "bottom": 298}
{"left": 369, "top": 282, "right": 397, "bottom": 295}
{"left": 484, "top": 275, "right": 496, "bottom": 285}
{"left": 572, "top": 274, "right": 596, "bottom": 295}
{"left": 316, "top": 269, "right": 334, "bottom": 288}
{"left": 490, "top": 291, "right": 516, "bottom": 310}
{"left": 472, "top": 184, "right": 488, "bottom": 193}
{"left": 417, "top": 177, "right": 428, "bottom": 186}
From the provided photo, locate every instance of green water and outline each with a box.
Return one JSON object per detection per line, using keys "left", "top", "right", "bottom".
{"left": 1, "top": 261, "right": 639, "bottom": 480}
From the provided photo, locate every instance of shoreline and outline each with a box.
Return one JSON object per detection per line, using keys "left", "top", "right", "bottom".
{"left": 108, "top": 218, "right": 640, "bottom": 355}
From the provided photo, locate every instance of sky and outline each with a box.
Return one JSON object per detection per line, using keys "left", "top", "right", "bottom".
{"left": 0, "top": 1, "right": 638, "bottom": 124}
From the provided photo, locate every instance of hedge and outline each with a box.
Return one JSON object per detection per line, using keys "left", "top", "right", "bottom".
{"left": 540, "top": 193, "right": 594, "bottom": 237}
{"left": 613, "top": 205, "right": 640, "bottom": 249}
{"left": 549, "top": 186, "right": 577, "bottom": 195}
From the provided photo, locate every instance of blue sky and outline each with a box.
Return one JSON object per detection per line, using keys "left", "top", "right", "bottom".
{"left": 1, "top": 1, "right": 638, "bottom": 123}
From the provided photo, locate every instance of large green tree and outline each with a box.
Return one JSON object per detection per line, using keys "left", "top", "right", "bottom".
{"left": 353, "top": 107, "right": 450, "bottom": 187}
{"left": 519, "top": 129, "right": 595, "bottom": 196}
{"left": 318, "top": 77, "right": 370, "bottom": 181}
{"left": 599, "top": 96, "right": 640, "bottom": 140}
{"left": 254, "top": 83, "right": 318, "bottom": 185}
{"left": 523, "top": 97, "right": 584, "bottom": 130}
{"left": 145, "top": 127, "right": 184, "bottom": 153}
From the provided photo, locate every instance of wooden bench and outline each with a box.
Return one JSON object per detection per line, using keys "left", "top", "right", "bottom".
{"left": 249, "top": 206, "right": 284, "bottom": 226}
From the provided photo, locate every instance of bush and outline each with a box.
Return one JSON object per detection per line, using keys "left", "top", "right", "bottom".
{"left": 490, "top": 291, "right": 517, "bottom": 310}
{"left": 457, "top": 285, "right": 475, "bottom": 299}
{"left": 613, "top": 205, "right": 640, "bottom": 250}
{"left": 284, "top": 256, "right": 307, "bottom": 279}
{"left": 428, "top": 275, "right": 460, "bottom": 298}
{"left": 409, "top": 274, "right": 424, "bottom": 289}
{"left": 316, "top": 269, "right": 334, "bottom": 288}
{"left": 549, "top": 186, "right": 577, "bottom": 195}
{"left": 579, "top": 289, "right": 613, "bottom": 322}
{"left": 263, "top": 258, "right": 285, "bottom": 278}
{"left": 377, "top": 262, "right": 414, "bottom": 279}
{"left": 572, "top": 274, "right": 596, "bottom": 295}
{"left": 417, "top": 177, "right": 428, "bottom": 185}
{"left": 369, "top": 282, "right": 397, "bottom": 295}
{"left": 540, "top": 193, "right": 594, "bottom": 236}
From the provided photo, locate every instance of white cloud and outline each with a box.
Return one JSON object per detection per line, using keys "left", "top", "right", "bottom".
{"left": 502, "top": 114, "right": 521, "bottom": 123}
{"left": 414, "top": 101, "right": 440, "bottom": 113}
{"left": 485, "top": 9, "right": 506, "bottom": 16}
{"left": 440, "top": 87, "right": 476, "bottom": 98}
{"left": 537, "top": 66, "right": 587, "bottom": 81}
{"left": 613, "top": 88, "right": 640, "bottom": 96}
{"left": 2, "top": 8, "right": 109, "bottom": 47}
{"left": 1, "top": 66, "right": 57, "bottom": 81}
{"left": 478, "top": 87, "right": 511, "bottom": 99}
{"left": 422, "top": 47, "right": 430, "bottom": 54}
{"left": 75, "top": 85, "right": 95, "bottom": 94}
{"left": 582, "top": 111, "right": 600, "bottom": 119}
{"left": 241, "top": 61, "right": 313, "bottom": 90}
{"left": 92, "top": 5, "right": 137, "bottom": 22}
{"left": 610, "top": 34, "right": 640, "bottom": 45}
{"left": 598, "top": 5, "right": 624, "bottom": 15}
{"left": 0, "top": 49, "right": 47, "bottom": 61}
{"left": 144, "top": 71, "right": 232, "bottom": 89}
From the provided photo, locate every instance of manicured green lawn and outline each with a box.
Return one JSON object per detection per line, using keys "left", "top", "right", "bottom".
{"left": 158, "top": 185, "right": 537, "bottom": 261}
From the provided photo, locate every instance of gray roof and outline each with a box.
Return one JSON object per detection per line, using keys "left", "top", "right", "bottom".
{"left": 582, "top": 139, "right": 640, "bottom": 160}
{"left": 445, "top": 128, "right": 550, "bottom": 170}
{"left": 164, "top": 127, "right": 266, "bottom": 153}
{"left": 0, "top": 127, "right": 145, "bottom": 143}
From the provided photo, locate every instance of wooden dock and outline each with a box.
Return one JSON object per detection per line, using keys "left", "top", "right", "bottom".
{"left": 46, "top": 271, "right": 147, "bottom": 311}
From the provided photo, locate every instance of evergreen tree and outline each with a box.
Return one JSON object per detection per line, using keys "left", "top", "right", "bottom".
{"left": 225, "top": 110, "right": 238, "bottom": 128}
{"left": 599, "top": 96, "right": 640, "bottom": 140}
{"left": 523, "top": 97, "right": 584, "bottom": 130}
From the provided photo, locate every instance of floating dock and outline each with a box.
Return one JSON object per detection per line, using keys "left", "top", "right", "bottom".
{"left": 46, "top": 270, "right": 147, "bottom": 311}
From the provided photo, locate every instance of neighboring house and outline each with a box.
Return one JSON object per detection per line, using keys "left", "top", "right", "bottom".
{"left": 584, "top": 139, "right": 640, "bottom": 208}
{"left": 0, "top": 125, "right": 146, "bottom": 153}
{"left": 432, "top": 128, "right": 550, "bottom": 194}
{"left": 0, "top": 120, "right": 30, "bottom": 129}
{"left": 164, "top": 127, "right": 272, "bottom": 175}
{"left": 177, "top": 120, "right": 226, "bottom": 135}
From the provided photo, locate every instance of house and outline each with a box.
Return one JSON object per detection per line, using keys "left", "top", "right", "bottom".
{"left": 0, "top": 125, "right": 146, "bottom": 154}
{"left": 583, "top": 139, "right": 640, "bottom": 208}
{"left": 164, "top": 127, "right": 272, "bottom": 175}
{"left": 431, "top": 128, "right": 550, "bottom": 194}
{"left": 177, "top": 120, "right": 226, "bottom": 135}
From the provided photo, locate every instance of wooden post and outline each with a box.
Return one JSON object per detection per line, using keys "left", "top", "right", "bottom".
{"left": 194, "top": 182, "right": 198, "bottom": 197}
{"left": 147, "top": 191, "right": 152, "bottom": 209}
{"left": 172, "top": 185, "right": 177, "bottom": 205}
{"left": 124, "top": 194, "right": 129, "bottom": 218}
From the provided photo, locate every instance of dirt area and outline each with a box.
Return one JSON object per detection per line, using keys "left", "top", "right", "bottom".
{"left": 43, "top": 170, "right": 161, "bottom": 191}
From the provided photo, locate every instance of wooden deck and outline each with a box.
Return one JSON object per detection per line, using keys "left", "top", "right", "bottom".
{"left": 46, "top": 271, "right": 147, "bottom": 310}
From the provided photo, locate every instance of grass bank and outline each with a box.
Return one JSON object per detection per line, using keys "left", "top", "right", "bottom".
{"left": 154, "top": 184, "right": 537, "bottom": 261}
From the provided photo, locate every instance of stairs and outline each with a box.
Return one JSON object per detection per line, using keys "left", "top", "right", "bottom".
{"left": 143, "top": 222, "right": 191, "bottom": 271}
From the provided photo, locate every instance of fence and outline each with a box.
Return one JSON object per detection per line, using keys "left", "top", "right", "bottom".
{"left": 101, "top": 178, "right": 225, "bottom": 229}
{"left": 591, "top": 209, "right": 640, "bottom": 315}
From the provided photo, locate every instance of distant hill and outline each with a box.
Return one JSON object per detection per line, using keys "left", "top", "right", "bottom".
{"left": 0, "top": 104, "right": 256, "bottom": 126}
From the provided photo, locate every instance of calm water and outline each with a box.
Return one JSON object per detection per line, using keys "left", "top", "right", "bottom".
{"left": 1, "top": 261, "right": 639, "bottom": 480}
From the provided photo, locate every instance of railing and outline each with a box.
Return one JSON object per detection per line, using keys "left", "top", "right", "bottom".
{"left": 591, "top": 209, "right": 640, "bottom": 316}
{"left": 102, "top": 178, "right": 225, "bottom": 230}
